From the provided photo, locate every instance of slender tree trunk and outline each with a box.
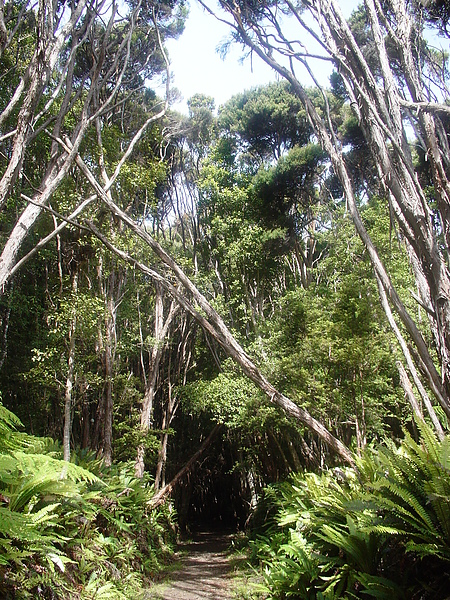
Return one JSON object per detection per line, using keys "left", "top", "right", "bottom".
{"left": 154, "top": 428, "right": 169, "bottom": 489}
{"left": 81, "top": 394, "right": 90, "bottom": 450}
{"left": 154, "top": 357, "right": 172, "bottom": 489}
{"left": 397, "top": 361, "right": 423, "bottom": 417}
{"left": 154, "top": 381, "right": 182, "bottom": 489}
{"left": 375, "top": 273, "right": 445, "bottom": 439}
{"left": 102, "top": 273, "right": 115, "bottom": 467}
{"left": 63, "top": 270, "right": 78, "bottom": 462}
{"left": 135, "top": 286, "right": 178, "bottom": 478}
{"left": 155, "top": 314, "right": 194, "bottom": 488}
{"left": 0, "top": 281, "right": 12, "bottom": 370}
{"left": 94, "top": 257, "right": 122, "bottom": 466}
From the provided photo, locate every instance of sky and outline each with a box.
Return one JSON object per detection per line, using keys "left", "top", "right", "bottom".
{"left": 165, "top": 1, "right": 450, "bottom": 115}
{"left": 164, "top": 1, "right": 362, "bottom": 115}
{"left": 164, "top": 1, "right": 278, "bottom": 113}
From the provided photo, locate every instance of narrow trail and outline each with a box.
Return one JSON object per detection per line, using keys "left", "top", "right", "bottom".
{"left": 147, "top": 531, "right": 235, "bottom": 600}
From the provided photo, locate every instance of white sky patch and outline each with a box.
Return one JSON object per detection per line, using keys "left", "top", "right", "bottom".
{"left": 164, "top": 1, "right": 278, "bottom": 113}
{"left": 164, "top": 0, "right": 361, "bottom": 114}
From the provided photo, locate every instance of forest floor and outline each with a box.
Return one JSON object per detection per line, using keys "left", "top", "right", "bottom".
{"left": 143, "top": 530, "right": 259, "bottom": 600}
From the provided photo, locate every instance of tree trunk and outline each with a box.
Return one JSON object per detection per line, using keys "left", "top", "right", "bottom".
{"left": 375, "top": 273, "right": 445, "bottom": 439}
{"left": 63, "top": 271, "right": 78, "bottom": 462}
{"left": 102, "top": 273, "right": 115, "bottom": 467}
{"left": 154, "top": 358, "right": 175, "bottom": 489}
{"left": 155, "top": 314, "right": 194, "bottom": 488}
{"left": 135, "top": 286, "right": 178, "bottom": 478}
{"left": 87, "top": 217, "right": 355, "bottom": 466}
{"left": 203, "top": 0, "right": 450, "bottom": 422}
{"left": 154, "top": 428, "right": 169, "bottom": 490}
{"left": 95, "top": 256, "right": 123, "bottom": 466}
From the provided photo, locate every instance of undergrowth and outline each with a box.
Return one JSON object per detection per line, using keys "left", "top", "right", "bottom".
{"left": 0, "top": 403, "right": 176, "bottom": 599}
{"left": 248, "top": 420, "right": 450, "bottom": 599}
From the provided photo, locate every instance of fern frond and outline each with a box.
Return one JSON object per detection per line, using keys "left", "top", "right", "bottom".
{"left": 0, "top": 507, "right": 39, "bottom": 542}
{"left": 373, "top": 478, "right": 440, "bottom": 537}
{"left": 414, "top": 418, "right": 441, "bottom": 465}
{"left": 404, "top": 539, "right": 450, "bottom": 559}
{"left": 4, "top": 451, "right": 99, "bottom": 512}
{"left": 0, "top": 403, "right": 23, "bottom": 452}
{"left": 356, "top": 571, "right": 405, "bottom": 599}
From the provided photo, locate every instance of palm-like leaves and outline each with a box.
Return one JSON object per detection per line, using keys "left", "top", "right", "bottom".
{"left": 253, "top": 421, "right": 450, "bottom": 599}
{"left": 366, "top": 421, "right": 450, "bottom": 560}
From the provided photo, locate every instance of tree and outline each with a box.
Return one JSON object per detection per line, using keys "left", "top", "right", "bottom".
{"left": 0, "top": 0, "right": 186, "bottom": 292}
{"left": 135, "top": 282, "right": 178, "bottom": 479}
{"left": 198, "top": 0, "right": 450, "bottom": 426}
{"left": 84, "top": 186, "right": 355, "bottom": 464}
{"left": 218, "top": 81, "right": 312, "bottom": 164}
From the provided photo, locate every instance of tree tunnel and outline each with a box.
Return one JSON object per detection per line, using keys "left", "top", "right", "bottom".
{"left": 172, "top": 430, "right": 253, "bottom": 532}
{"left": 158, "top": 408, "right": 314, "bottom": 531}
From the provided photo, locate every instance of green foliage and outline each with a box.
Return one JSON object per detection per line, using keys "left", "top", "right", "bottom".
{"left": 255, "top": 254, "right": 402, "bottom": 449}
{"left": 250, "top": 422, "right": 450, "bottom": 599}
{"left": 0, "top": 404, "right": 176, "bottom": 599}
{"left": 0, "top": 401, "right": 22, "bottom": 452}
{"left": 218, "top": 81, "right": 312, "bottom": 163}
{"left": 197, "top": 155, "right": 287, "bottom": 331}
{"left": 251, "top": 143, "right": 326, "bottom": 232}
{"left": 182, "top": 359, "right": 267, "bottom": 429}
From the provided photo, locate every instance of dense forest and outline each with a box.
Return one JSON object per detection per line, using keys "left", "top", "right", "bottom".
{"left": 1, "top": 0, "right": 450, "bottom": 597}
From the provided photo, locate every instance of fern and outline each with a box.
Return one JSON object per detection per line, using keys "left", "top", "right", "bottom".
{"left": 0, "top": 402, "right": 23, "bottom": 452}
{"left": 251, "top": 422, "right": 450, "bottom": 599}
{"left": 0, "top": 407, "right": 176, "bottom": 598}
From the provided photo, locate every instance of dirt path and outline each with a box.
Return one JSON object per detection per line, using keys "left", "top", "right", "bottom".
{"left": 146, "top": 531, "right": 235, "bottom": 600}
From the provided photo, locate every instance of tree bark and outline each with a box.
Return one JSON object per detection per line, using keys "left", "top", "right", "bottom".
{"left": 94, "top": 255, "right": 123, "bottom": 466}
{"left": 375, "top": 273, "right": 445, "bottom": 439}
{"left": 63, "top": 271, "right": 78, "bottom": 462}
{"left": 0, "top": 0, "right": 171, "bottom": 295}
{"left": 203, "top": 0, "right": 450, "bottom": 421}
{"left": 86, "top": 218, "right": 355, "bottom": 466}
{"left": 102, "top": 272, "right": 115, "bottom": 467}
{"left": 135, "top": 287, "right": 178, "bottom": 479}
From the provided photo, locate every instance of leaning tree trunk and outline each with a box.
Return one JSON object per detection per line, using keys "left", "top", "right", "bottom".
{"left": 85, "top": 214, "right": 355, "bottom": 466}
{"left": 149, "top": 424, "right": 223, "bottom": 509}
{"left": 95, "top": 255, "right": 124, "bottom": 466}
{"left": 200, "top": 0, "right": 450, "bottom": 424}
